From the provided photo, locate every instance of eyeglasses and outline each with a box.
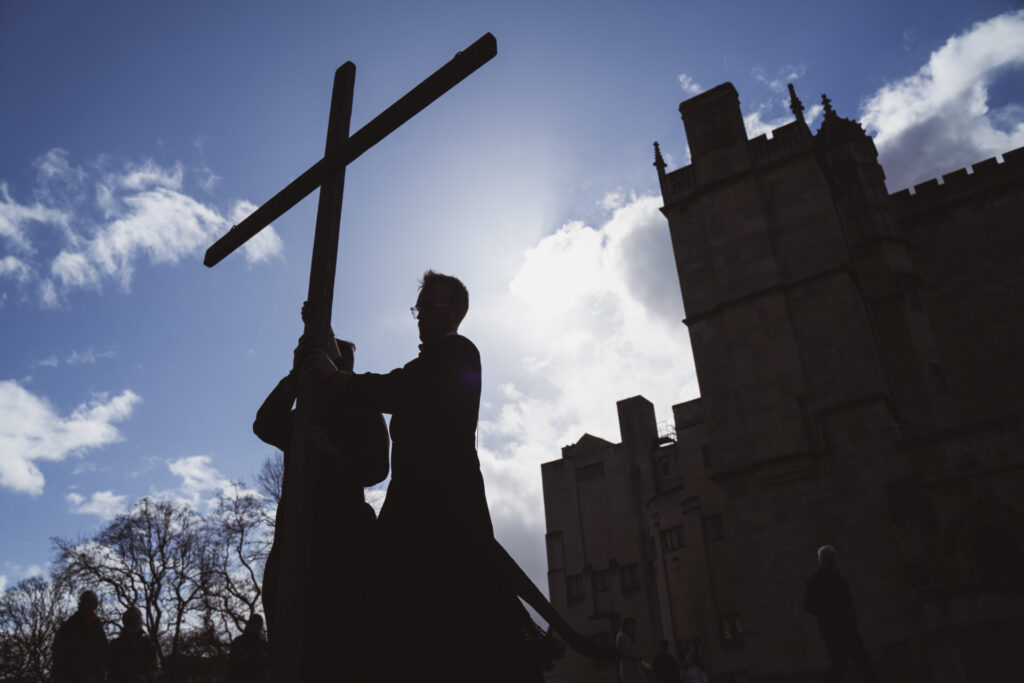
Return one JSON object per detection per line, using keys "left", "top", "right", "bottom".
{"left": 410, "top": 304, "right": 451, "bottom": 319}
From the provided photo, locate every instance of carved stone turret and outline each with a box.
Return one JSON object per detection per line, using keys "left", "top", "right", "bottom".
{"left": 678, "top": 82, "right": 751, "bottom": 185}
{"left": 816, "top": 92, "right": 871, "bottom": 150}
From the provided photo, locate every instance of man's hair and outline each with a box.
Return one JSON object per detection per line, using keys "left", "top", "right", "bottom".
{"left": 123, "top": 606, "right": 141, "bottom": 623}
{"left": 817, "top": 545, "right": 838, "bottom": 567}
{"left": 79, "top": 590, "right": 98, "bottom": 606}
{"left": 420, "top": 270, "right": 469, "bottom": 311}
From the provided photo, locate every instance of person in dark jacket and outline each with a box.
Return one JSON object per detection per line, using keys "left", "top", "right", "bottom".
{"left": 107, "top": 606, "right": 158, "bottom": 683}
{"left": 652, "top": 640, "right": 681, "bottom": 683}
{"left": 302, "top": 270, "right": 543, "bottom": 683}
{"left": 52, "top": 590, "right": 107, "bottom": 683}
{"left": 803, "top": 545, "right": 877, "bottom": 682}
{"left": 228, "top": 614, "right": 269, "bottom": 682}
{"left": 254, "top": 309, "right": 389, "bottom": 678}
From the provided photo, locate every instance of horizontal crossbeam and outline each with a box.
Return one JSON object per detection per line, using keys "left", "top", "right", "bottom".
{"left": 204, "top": 32, "right": 497, "bottom": 267}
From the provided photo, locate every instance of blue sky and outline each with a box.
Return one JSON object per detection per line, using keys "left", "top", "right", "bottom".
{"left": 2, "top": 0, "right": 1023, "bottom": 597}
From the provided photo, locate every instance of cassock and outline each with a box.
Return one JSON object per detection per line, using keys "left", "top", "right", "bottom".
{"left": 253, "top": 369, "right": 389, "bottom": 678}
{"left": 348, "top": 334, "right": 543, "bottom": 682}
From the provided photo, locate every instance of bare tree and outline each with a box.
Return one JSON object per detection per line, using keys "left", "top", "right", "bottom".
{"left": 201, "top": 484, "right": 269, "bottom": 643}
{"left": 0, "top": 574, "right": 76, "bottom": 681}
{"left": 254, "top": 454, "right": 283, "bottom": 545}
{"left": 255, "top": 454, "right": 283, "bottom": 507}
{"left": 53, "top": 497, "right": 210, "bottom": 667}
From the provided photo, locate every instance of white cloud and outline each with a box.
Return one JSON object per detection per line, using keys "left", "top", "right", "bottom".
{"left": 477, "top": 194, "right": 699, "bottom": 590}
{"left": 1, "top": 152, "right": 282, "bottom": 307}
{"left": 30, "top": 348, "right": 116, "bottom": 369}
{"left": 34, "top": 149, "right": 86, "bottom": 185}
{"left": 744, "top": 102, "right": 823, "bottom": 139}
{"left": 114, "top": 159, "right": 184, "bottom": 192}
{"left": 859, "top": 9, "right": 1024, "bottom": 191}
{"left": 66, "top": 490, "right": 127, "bottom": 519}
{"left": 752, "top": 64, "right": 806, "bottom": 93}
{"left": 161, "top": 454, "right": 257, "bottom": 509}
{"left": 0, "top": 575, "right": 6, "bottom": 593}
{"left": 0, "top": 182, "right": 70, "bottom": 253}
{"left": 678, "top": 73, "right": 703, "bottom": 96}
{"left": 58, "top": 185, "right": 225, "bottom": 294}
{"left": 38, "top": 279, "right": 58, "bottom": 309}
{"left": 232, "top": 200, "right": 284, "bottom": 266}
{"left": 66, "top": 348, "right": 116, "bottom": 365}
{"left": 0, "top": 255, "right": 32, "bottom": 283}
{"left": 0, "top": 381, "right": 141, "bottom": 495}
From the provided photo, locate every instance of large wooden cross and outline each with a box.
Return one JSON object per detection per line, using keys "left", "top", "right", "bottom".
{"left": 203, "top": 34, "right": 496, "bottom": 676}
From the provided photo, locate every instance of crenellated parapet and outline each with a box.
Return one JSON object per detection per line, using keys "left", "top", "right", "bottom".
{"left": 657, "top": 83, "right": 817, "bottom": 206}
{"left": 889, "top": 146, "right": 1024, "bottom": 217}
{"left": 658, "top": 119, "right": 812, "bottom": 205}
{"left": 748, "top": 120, "right": 812, "bottom": 164}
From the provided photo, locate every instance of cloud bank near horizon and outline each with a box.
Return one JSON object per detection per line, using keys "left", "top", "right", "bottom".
{"left": 477, "top": 193, "right": 699, "bottom": 590}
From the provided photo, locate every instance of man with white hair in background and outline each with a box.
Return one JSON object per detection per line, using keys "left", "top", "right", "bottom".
{"left": 803, "top": 545, "right": 877, "bottom": 682}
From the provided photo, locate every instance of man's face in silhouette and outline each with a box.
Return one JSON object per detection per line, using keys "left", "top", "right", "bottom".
{"left": 416, "top": 283, "right": 461, "bottom": 342}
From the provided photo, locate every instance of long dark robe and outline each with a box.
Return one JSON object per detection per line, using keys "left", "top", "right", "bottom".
{"left": 348, "top": 334, "right": 543, "bottom": 682}
{"left": 804, "top": 566, "right": 876, "bottom": 682}
{"left": 52, "top": 611, "right": 108, "bottom": 683}
{"left": 253, "top": 370, "right": 388, "bottom": 679}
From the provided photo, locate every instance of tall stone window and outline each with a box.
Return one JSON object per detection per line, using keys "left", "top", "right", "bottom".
{"left": 576, "top": 461, "right": 605, "bottom": 481}
{"left": 567, "top": 574, "right": 585, "bottom": 602}
{"left": 703, "top": 514, "right": 726, "bottom": 542}
{"left": 678, "top": 638, "right": 704, "bottom": 658}
{"left": 663, "top": 525, "right": 687, "bottom": 552}
{"left": 720, "top": 613, "right": 744, "bottom": 650}
{"left": 620, "top": 563, "right": 641, "bottom": 591}
{"left": 546, "top": 531, "right": 565, "bottom": 570}
{"left": 593, "top": 569, "right": 612, "bottom": 592}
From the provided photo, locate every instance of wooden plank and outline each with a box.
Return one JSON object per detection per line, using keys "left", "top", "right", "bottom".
{"left": 203, "top": 32, "right": 497, "bottom": 267}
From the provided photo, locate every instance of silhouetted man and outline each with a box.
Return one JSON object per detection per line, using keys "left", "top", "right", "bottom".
{"left": 254, "top": 311, "right": 389, "bottom": 677}
{"left": 107, "top": 606, "right": 158, "bottom": 683}
{"left": 680, "top": 654, "right": 708, "bottom": 683}
{"left": 653, "top": 639, "right": 680, "bottom": 683}
{"left": 228, "top": 614, "right": 269, "bottom": 682}
{"left": 616, "top": 617, "right": 643, "bottom": 683}
{"left": 302, "top": 270, "right": 540, "bottom": 682}
{"left": 804, "top": 545, "right": 877, "bottom": 682}
{"left": 52, "top": 590, "right": 108, "bottom": 683}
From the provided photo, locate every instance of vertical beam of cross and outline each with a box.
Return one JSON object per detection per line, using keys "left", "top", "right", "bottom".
{"left": 273, "top": 63, "right": 354, "bottom": 679}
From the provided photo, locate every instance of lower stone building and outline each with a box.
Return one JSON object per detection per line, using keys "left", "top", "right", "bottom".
{"left": 541, "top": 83, "right": 1024, "bottom": 682}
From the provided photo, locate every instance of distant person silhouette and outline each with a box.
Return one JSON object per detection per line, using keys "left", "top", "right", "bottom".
{"left": 616, "top": 617, "right": 643, "bottom": 683}
{"left": 301, "top": 270, "right": 542, "bottom": 682}
{"left": 652, "top": 639, "right": 681, "bottom": 683}
{"left": 803, "top": 545, "right": 877, "bottom": 682}
{"left": 680, "top": 654, "right": 708, "bottom": 683}
{"left": 228, "top": 614, "right": 269, "bottom": 682}
{"left": 107, "top": 606, "right": 157, "bottom": 683}
{"left": 52, "top": 590, "right": 108, "bottom": 683}
{"left": 254, "top": 305, "right": 389, "bottom": 678}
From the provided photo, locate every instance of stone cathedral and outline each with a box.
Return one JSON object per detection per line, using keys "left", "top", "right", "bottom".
{"left": 541, "top": 83, "right": 1023, "bottom": 683}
